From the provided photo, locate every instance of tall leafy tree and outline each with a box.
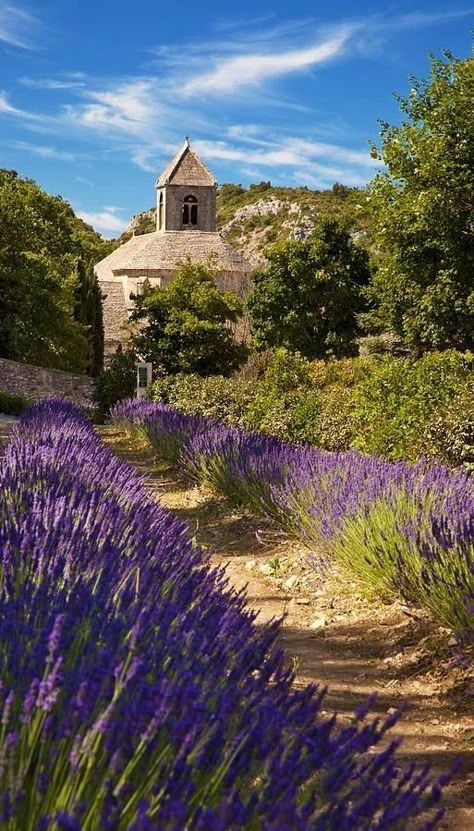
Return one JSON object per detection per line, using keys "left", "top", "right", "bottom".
{"left": 74, "top": 259, "right": 104, "bottom": 376}
{"left": 131, "top": 259, "right": 248, "bottom": 376}
{"left": 0, "top": 169, "right": 109, "bottom": 372}
{"left": 247, "top": 217, "right": 371, "bottom": 359}
{"left": 366, "top": 51, "right": 474, "bottom": 353}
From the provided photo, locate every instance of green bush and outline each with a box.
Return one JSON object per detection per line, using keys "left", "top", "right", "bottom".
{"left": 244, "top": 349, "right": 316, "bottom": 441}
{"left": 146, "top": 348, "right": 474, "bottom": 468}
{"left": 309, "top": 386, "right": 357, "bottom": 451}
{"left": 243, "top": 351, "right": 365, "bottom": 448}
{"left": 351, "top": 351, "right": 474, "bottom": 461}
{"left": 149, "top": 372, "right": 258, "bottom": 428}
{"left": 416, "top": 385, "right": 474, "bottom": 472}
{"left": 82, "top": 405, "right": 105, "bottom": 425}
{"left": 0, "top": 390, "right": 29, "bottom": 415}
{"left": 94, "top": 351, "right": 136, "bottom": 415}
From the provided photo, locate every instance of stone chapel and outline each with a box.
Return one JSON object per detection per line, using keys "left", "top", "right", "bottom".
{"left": 95, "top": 139, "right": 252, "bottom": 357}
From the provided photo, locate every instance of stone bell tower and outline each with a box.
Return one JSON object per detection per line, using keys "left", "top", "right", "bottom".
{"left": 155, "top": 138, "right": 217, "bottom": 233}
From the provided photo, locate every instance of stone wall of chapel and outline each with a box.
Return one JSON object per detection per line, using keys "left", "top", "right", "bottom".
{"left": 159, "top": 185, "right": 216, "bottom": 232}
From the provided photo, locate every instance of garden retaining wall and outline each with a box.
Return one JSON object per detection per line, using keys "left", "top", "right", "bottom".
{"left": 0, "top": 357, "right": 93, "bottom": 405}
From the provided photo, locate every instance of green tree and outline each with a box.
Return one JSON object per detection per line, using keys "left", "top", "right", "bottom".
{"left": 0, "top": 246, "right": 88, "bottom": 371}
{"left": 366, "top": 51, "right": 474, "bottom": 353}
{"left": 0, "top": 169, "right": 108, "bottom": 371}
{"left": 74, "top": 259, "right": 104, "bottom": 376}
{"left": 131, "top": 260, "right": 248, "bottom": 376}
{"left": 247, "top": 217, "right": 371, "bottom": 359}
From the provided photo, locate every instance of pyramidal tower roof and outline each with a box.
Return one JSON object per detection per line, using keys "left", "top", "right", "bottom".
{"left": 156, "top": 138, "right": 217, "bottom": 188}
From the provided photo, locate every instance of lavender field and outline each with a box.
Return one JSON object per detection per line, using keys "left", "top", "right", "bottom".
{"left": 0, "top": 398, "right": 450, "bottom": 828}
{"left": 113, "top": 399, "right": 474, "bottom": 647}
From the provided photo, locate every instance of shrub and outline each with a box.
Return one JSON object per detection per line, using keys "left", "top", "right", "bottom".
{"left": 243, "top": 352, "right": 361, "bottom": 448}
{"left": 244, "top": 348, "right": 315, "bottom": 439}
{"left": 417, "top": 385, "right": 474, "bottom": 472}
{"left": 351, "top": 351, "right": 474, "bottom": 460}
{"left": 149, "top": 372, "right": 258, "bottom": 428}
{"left": 0, "top": 389, "right": 29, "bottom": 415}
{"left": 309, "top": 385, "right": 356, "bottom": 451}
{"left": 94, "top": 350, "right": 136, "bottom": 414}
{"left": 137, "top": 348, "right": 474, "bottom": 467}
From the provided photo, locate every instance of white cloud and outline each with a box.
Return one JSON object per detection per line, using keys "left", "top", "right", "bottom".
{"left": 131, "top": 147, "right": 157, "bottom": 172}
{"left": 19, "top": 76, "right": 86, "bottom": 90}
{"left": 9, "top": 139, "right": 81, "bottom": 161}
{"left": 0, "top": 89, "right": 36, "bottom": 118}
{"left": 385, "top": 8, "right": 474, "bottom": 30}
{"left": 194, "top": 134, "right": 376, "bottom": 178}
{"left": 283, "top": 137, "right": 377, "bottom": 168}
{"left": 0, "top": 3, "right": 39, "bottom": 48}
{"left": 65, "top": 79, "right": 158, "bottom": 136}
{"left": 76, "top": 208, "right": 127, "bottom": 236}
{"left": 182, "top": 26, "right": 354, "bottom": 95}
{"left": 0, "top": 7, "right": 464, "bottom": 192}
{"left": 75, "top": 175, "right": 94, "bottom": 187}
{"left": 294, "top": 167, "right": 369, "bottom": 188}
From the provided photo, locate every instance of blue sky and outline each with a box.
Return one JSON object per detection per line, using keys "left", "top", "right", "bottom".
{"left": 0, "top": 1, "right": 472, "bottom": 236}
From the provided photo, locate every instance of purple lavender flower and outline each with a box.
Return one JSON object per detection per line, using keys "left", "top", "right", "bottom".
{"left": 0, "top": 398, "right": 448, "bottom": 828}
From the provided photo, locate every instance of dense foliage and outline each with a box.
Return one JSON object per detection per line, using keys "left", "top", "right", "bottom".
{"left": 248, "top": 218, "right": 371, "bottom": 359}
{"left": 0, "top": 169, "right": 109, "bottom": 372}
{"left": 0, "top": 399, "right": 447, "bottom": 828}
{"left": 366, "top": 51, "right": 474, "bottom": 353}
{"left": 149, "top": 372, "right": 258, "bottom": 427}
{"left": 94, "top": 350, "right": 136, "bottom": 415}
{"left": 131, "top": 260, "right": 248, "bottom": 376}
{"left": 74, "top": 259, "right": 104, "bottom": 376}
{"left": 115, "top": 398, "right": 474, "bottom": 649}
{"left": 148, "top": 349, "right": 474, "bottom": 470}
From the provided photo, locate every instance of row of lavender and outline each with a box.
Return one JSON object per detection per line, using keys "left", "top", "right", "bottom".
{"left": 0, "top": 400, "right": 446, "bottom": 828}
{"left": 113, "top": 399, "right": 474, "bottom": 645}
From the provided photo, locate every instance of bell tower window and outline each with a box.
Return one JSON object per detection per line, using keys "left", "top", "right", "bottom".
{"left": 182, "top": 195, "right": 198, "bottom": 227}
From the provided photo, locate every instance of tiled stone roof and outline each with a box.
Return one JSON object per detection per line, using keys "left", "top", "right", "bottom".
{"left": 156, "top": 140, "right": 217, "bottom": 187}
{"left": 95, "top": 231, "right": 251, "bottom": 281}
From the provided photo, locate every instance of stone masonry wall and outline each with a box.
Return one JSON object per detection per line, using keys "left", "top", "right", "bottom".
{"left": 161, "top": 185, "right": 216, "bottom": 232}
{"left": 0, "top": 358, "right": 93, "bottom": 406}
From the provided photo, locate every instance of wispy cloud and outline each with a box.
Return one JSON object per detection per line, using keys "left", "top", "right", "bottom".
{"left": 75, "top": 207, "right": 127, "bottom": 236}
{"left": 0, "top": 2, "right": 40, "bottom": 48}
{"left": 194, "top": 132, "right": 377, "bottom": 187}
{"left": 1, "top": 6, "right": 469, "bottom": 197}
{"left": 64, "top": 79, "right": 159, "bottom": 135}
{"left": 384, "top": 8, "right": 474, "bottom": 30}
{"left": 9, "top": 139, "right": 84, "bottom": 161}
{"left": 19, "top": 76, "right": 87, "bottom": 90}
{"left": 0, "top": 90, "right": 38, "bottom": 118}
{"left": 75, "top": 175, "right": 94, "bottom": 187}
{"left": 182, "top": 25, "right": 355, "bottom": 95}
{"left": 214, "top": 14, "right": 277, "bottom": 32}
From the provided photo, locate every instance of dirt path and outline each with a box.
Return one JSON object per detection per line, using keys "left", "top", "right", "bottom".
{"left": 108, "top": 428, "right": 474, "bottom": 827}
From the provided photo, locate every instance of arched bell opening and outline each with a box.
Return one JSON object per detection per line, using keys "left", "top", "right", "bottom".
{"left": 182, "top": 195, "right": 198, "bottom": 227}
